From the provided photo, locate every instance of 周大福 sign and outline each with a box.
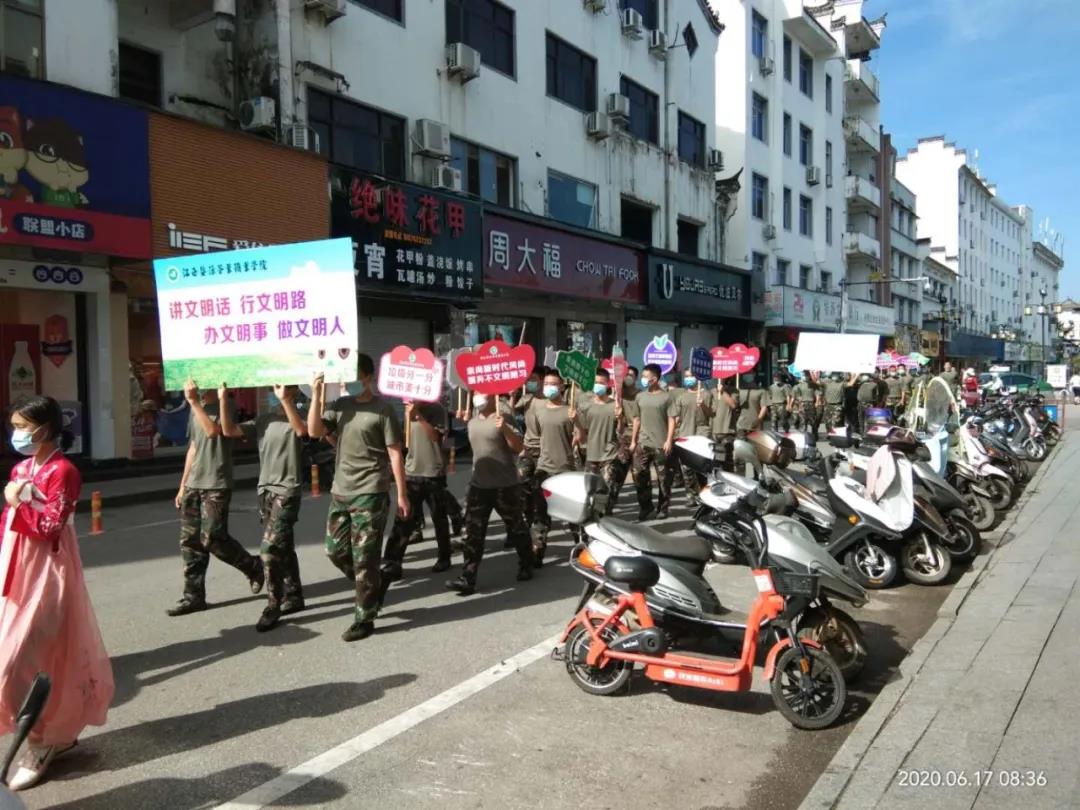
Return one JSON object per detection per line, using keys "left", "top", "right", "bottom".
{"left": 153, "top": 238, "right": 359, "bottom": 390}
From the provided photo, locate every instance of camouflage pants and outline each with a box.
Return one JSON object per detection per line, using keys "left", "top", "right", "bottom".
{"left": 179, "top": 488, "right": 260, "bottom": 602}
{"left": 824, "top": 403, "right": 846, "bottom": 431}
{"left": 324, "top": 492, "right": 390, "bottom": 624}
{"left": 516, "top": 448, "right": 540, "bottom": 528}
{"left": 382, "top": 476, "right": 452, "bottom": 577}
{"left": 886, "top": 399, "right": 902, "bottom": 420}
{"left": 462, "top": 484, "right": 532, "bottom": 584}
{"left": 793, "top": 401, "right": 816, "bottom": 432}
{"left": 769, "top": 405, "right": 788, "bottom": 432}
{"left": 257, "top": 490, "right": 304, "bottom": 611}
{"left": 585, "top": 459, "right": 626, "bottom": 515}
{"left": 632, "top": 445, "right": 672, "bottom": 515}
{"left": 530, "top": 468, "right": 582, "bottom": 556}
{"left": 857, "top": 403, "right": 874, "bottom": 435}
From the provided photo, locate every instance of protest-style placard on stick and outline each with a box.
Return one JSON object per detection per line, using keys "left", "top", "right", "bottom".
{"left": 377, "top": 346, "right": 444, "bottom": 403}
{"left": 689, "top": 346, "right": 713, "bottom": 381}
{"left": 455, "top": 340, "right": 536, "bottom": 395}
{"left": 643, "top": 334, "right": 678, "bottom": 374}
{"left": 710, "top": 343, "right": 761, "bottom": 379}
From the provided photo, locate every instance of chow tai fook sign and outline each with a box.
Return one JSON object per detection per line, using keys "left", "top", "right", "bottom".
{"left": 330, "top": 168, "right": 482, "bottom": 301}
{"left": 647, "top": 253, "right": 751, "bottom": 319}
{"left": 0, "top": 74, "right": 151, "bottom": 258}
{"left": 483, "top": 212, "right": 644, "bottom": 304}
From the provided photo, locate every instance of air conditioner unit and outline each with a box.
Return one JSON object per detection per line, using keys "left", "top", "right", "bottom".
{"left": 621, "top": 8, "right": 643, "bottom": 39}
{"left": 586, "top": 111, "right": 612, "bottom": 140}
{"left": 806, "top": 166, "right": 822, "bottom": 186}
{"left": 707, "top": 148, "right": 724, "bottom": 171}
{"left": 606, "top": 92, "right": 630, "bottom": 121}
{"left": 648, "top": 29, "right": 667, "bottom": 57}
{"left": 431, "top": 165, "right": 463, "bottom": 192}
{"left": 446, "top": 42, "right": 481, "bottom": 83}
{"left": 763, "top": 223, "right": 777, "bottom": 240}
{"left": 238, "top": 96, "right": 275, "bottom": 131}
{"left": 583, "top": 0, "right": 607, "bottom": 11}
{"left": 758, "top": 56, "right": 775, "bottom": 76}
{"left": 416, "top": 119, "right": 451, "bottom": 158}
{"left": 303, "top": 0, "right": 346, "bottom": 22}
{"left": 287, "top": 123, "right": 319, "bottom": 152}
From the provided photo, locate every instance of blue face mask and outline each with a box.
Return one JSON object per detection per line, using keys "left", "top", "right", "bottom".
{"left": 683, "top": 377, "right": 696, "bottom": 388}
{"left": 543, "top": 385, "right": 560, "bottom": 400}
{"left": 10, "top": 428, "right": 39, "bottom": 456}
{"left": 593, "top": 383, "right": 608, "bottom": 396}
{"left": 640, "top": 378, "right": 651, "bottom": 389}
{"left": 345, "top": 380, "right": 366, "bottom": 397}
{"left": 526, "top": 380, "right": 539, "bottom": 394}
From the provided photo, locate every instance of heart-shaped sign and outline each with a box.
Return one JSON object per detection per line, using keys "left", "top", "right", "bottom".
{"left": 455, "top": 340, "right": 536, "bottom": 395}
{"left": 710, "top": 343, "right": 761, "bottom": 379}
{"left": 601, "top": 345, "right": 628, "bottom": 384}
{"left": 378, "top": 345, "right": 444, "bottom": 402}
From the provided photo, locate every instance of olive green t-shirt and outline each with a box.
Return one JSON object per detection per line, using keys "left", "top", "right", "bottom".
{"left": 186, "top": 401, "right": 234, "bottom": 490}
{"left": 241, "top": 410, "right": 302, "bottom": 496}
{"left": 857, "top": 381, "right": 879, "bottom": 404}
{"left": 636, "top": 390, "right": 675, "bottom": 449}
{"left": 711, "top": 388, "right": 736, "bottom": 436}
{"left": 536, "top": 403, "right": 576, "bottom": 474}
{"left": 618, "top": 397, "right": 639, "bottom": 440}
{"left": 885, "top": 377, "right": 904, "bottom": 402}
{"left": 736, "top": 389, "right": 768, "bottom": 432}
{"left": 675, "top": 389, "right": 712, "bottom": 438}
{"left": 321, "top": 396, "right": 403, "bottom": 497}
{"left": 468, "top": 404, "right": 520, "bottom": 489}
{"left": 768, "top": 383, "right": 789, "bottom": 408}
{"left": 824, "top": 380, "right": 847, "bottom": 405}
{"left": 582, "top": 398, "right": 620, "bottom": 463}
{"left": 520, "top": 396, "right": 543, "bottom": 450}
{"left": 405, "top": 403, "right": 447, "bottom": 478}
{"left": 793, "top": 381, "right": 817, "bottom": 403}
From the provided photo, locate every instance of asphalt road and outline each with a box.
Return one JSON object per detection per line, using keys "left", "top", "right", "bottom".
{"left": 10, "top": 464, "right": 959, "bottom": 810}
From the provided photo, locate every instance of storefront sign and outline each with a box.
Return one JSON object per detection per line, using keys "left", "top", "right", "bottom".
{"left": 331, "top": 168, "right": 482, "bottom": 301}
{"left": 455, "top": 340, "right": 536, "bottom": 395}
{"left": 845, "top": 298, "right": 896, "bottom": 334}
{"left": 949, "top": 331, "right": 1003, "bottom": 360}
{"left": 0, "top": 259, "right": 108, "bottom": 293}
{"left": 377, "top": 346, "right": 443, "bottom": 402}
{"left": 1047, "top": 365, "right": 1068, "bottom": 388}
{"left": 152, "top": 238, "right": 359, "bottom": 390}
{"left": 647, "top": 253, "right": 750, "bottom": 318}
{"left": 166, "top": 222, "right": 268, "bottom": 253}
{"left": 1003, "top": 342, "right": 1024, "bottom": 362}
{"left": 921, "top": 330, "right": 941, "bottom": 357}
{"left": 710, "top": 344, "right": 760, "bottom": 379}
{"left": 0, "top": 74, "right": 151, "bottom": 258}
{"left": 643, "top": 335, "right": 678, "bottom": 373}
{"left": 689, "top": 347, "right": 713, "bottom": 381}
{"left": 483, "top": 212, "right": 643, "bottom": 304}
{"left": 765, "top": 287, "right": 842, "bottom": 331}
{"left": 555, "top": 350, "right": 598, "bottom": 392}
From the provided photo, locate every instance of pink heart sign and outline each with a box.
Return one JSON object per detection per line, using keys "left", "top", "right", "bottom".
{"left": 710, "top": 344, "right": 761, "bottom": 379}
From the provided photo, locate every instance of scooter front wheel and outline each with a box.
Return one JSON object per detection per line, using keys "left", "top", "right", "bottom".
{"left": 798, "top": 607, "right": 868, "bottom": 683}
{"left": 985, "top": 477, "right": 1016, "bottom": 511}
{"left": 844, "top": 540, "right": 898, "bottom": 590}
{"left": 563, "top": 622, "right": 633, "bottom": 696}
{"left": 900, "top": 536, "right": 952, "bottom": 585}
{"left": 1024, "top": 439, "right": 1047, "bottom": 462}
{"left": 962, "top": 490, "right": 997, "bottom": 532}
{"left": 944, "top": 511, "right": 982, "bottom": 562}
{"left": 771, "top": 645, "right": 847, "bottom": 730}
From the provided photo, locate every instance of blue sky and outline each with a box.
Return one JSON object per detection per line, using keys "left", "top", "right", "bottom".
{"left": 867, "top": 0, "right": 1080, "bottom": 298}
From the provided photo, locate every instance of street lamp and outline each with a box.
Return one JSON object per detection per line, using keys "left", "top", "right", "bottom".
{"left": 839, "top": 276, "right": 931, "bottom": 333}
{"left": 1025, "top": 287, "right": 1064, "bottom": 379}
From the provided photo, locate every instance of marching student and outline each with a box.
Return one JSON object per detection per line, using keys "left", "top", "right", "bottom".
{"left": 673, "top": 369, "right": 713, "bottom": 505}
{"left": 631, "top": 364, "right": 677, "bottom": 521}
{"left": 579, "top": 368, "right": 624, "bottom": 515}
{"left": 767, "top": 372, "right": 791, "bottom": 432}
{"left": 513, "top": 366, "right": 545, "bottom": 529}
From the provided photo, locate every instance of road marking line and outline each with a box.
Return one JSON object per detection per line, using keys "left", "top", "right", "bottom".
{"left": 214, "top": 632, "right": 561, "bottom": 809}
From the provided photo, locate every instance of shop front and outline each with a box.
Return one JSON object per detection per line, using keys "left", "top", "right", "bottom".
{"left": 331, "top": 167, "right": 483, "bottom": 366}
{"left": 887, "top": 325, "right": 922, "bottom": 356}
{"left": 764, "top": 286, "right": 843, "bottom": 378}
{"left": 480, "top": 209, "right": 644, "bottom": 364}
{"left": 921, "top": 330, "right": 943, "bottom": 370}
{"left": 642, "top": 250, "right": 755, "bottom": 377}
{"left": 1, "top": 74, "right": 152, "bottom": 461}
{"left": 947, "top": 331, "right": 1004, "bottom": 368}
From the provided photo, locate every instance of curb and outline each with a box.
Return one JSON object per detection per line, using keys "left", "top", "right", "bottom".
{"left": 798, "top": 435, "right": 1066, "bottom": 810}
{"left": 74, "top": 475, "right": 261, "bottom": 514}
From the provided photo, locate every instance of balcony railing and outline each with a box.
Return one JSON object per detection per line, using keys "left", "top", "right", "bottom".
{"left": 843, "top": 115, "right": 880, "bottom": 153}
{"left": 845, "top": 59, "right": 879, "bottom": 101}
{"left": 844, "top": 230, "right": 881, "bottom": 262}
{"left": 845, "top": 175, "right": 881, "bottom": 213}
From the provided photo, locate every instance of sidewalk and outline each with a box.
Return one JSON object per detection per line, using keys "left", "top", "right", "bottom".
{"left": 801, "top": 424, "right": 1079, "bottom": 809}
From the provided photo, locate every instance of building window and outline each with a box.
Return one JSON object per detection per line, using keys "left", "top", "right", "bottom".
{"left": 677, "top": 111, "right": 706, "bottom": 168}
{"left": 751, "top": 173, "right": 768, "bottom": 221}
{"left": 799, "top": 264, "right": 812, "bottom": 289}
{"left": 751, "top": 93, "right": 768, "bottom": 143}
{"left": 782, "top": 112, "right": 792, "bottom": 157}
{"left": 546, "top": 33, "right": 597, "bottom": 112}
{"left": 825, "top": 74, "right": 833, "bottom": 113}
{"left": 619, "top": 0, "right": 659, "bottom": 30}
{"left": 799, "top": 195, "right": 812, "bottom": 237}
{"left": 620, "top": 197, "right": 653, "bottom": 244}
{"left": 446, "top": 0, "right": 515, "bottom": 76}
{"left": 799, "top": 124, "right": 813, "bottom": 167}
{"left": 308, "top": 89, "right": 406, "bottom": 179}
{"left": 825, "top": 206, "right": 833, "bottom": 245}
{"left": 1, "top": 0, "right": 44, "bottom": 78}
{"left": 782, "top": 35, "right": 792, "bottom": 82}
{"left": 118, "top": 42, "right": 162, "bottom": 107}
{"left": 549, "top": 169, "right": 597, "bottom": 228}
{"left": 751, "top": 11, "right": 768, "bottom": 59}
{"left": 799, "top": 49, "right": 813, "bottom": 97}
{"left": 620, "top": 75, "right": 659, "bottom": 144}
{"left": 352, "top": 0, "right": 403, "bottom": 22}
{"left": 775, "top": 258, "right": 790, "bottom": 286}
{"left": 825, "top": 140, "right": 833, "bottom": 183}
{"left": 752, "top": 251, "right": 768, "bottom": 277}
{"left": 782, "top": 187, "right": 792, "bottom": 231}
{"left": 821, "top": 270, "right": 832, "bottom": 292}
{"left": 450, "top": 137, "right": 515, "bottom": 206}
{"left": 677, "top": 219, "right": 700, "bottom": 257}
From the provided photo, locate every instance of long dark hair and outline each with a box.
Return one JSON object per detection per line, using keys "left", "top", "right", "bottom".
{"left": 11, "top": 395, "right": 73, "bottom": 451}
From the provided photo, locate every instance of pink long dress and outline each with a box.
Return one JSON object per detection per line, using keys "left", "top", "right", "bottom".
{"left": 0, "top": 451, "right": 114, "bottom": 746}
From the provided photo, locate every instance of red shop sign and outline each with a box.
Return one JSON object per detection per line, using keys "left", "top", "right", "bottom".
{"left": 483, "top": 213, "right": 644, "bottom": 304}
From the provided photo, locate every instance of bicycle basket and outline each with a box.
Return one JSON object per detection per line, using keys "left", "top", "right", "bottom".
{"left": 770, "top": 568, "right": 819, "bottom": 599}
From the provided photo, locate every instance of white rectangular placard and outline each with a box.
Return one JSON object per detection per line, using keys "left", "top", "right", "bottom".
{"left": 794, "top": 333, "right": 881, "bottom": 374}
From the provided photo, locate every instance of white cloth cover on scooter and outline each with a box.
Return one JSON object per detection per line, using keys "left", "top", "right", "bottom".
{"left": 866, "top": 444, "right": 897, "bottom": 503}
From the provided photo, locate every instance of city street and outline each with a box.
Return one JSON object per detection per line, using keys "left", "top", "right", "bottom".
{"left": 14, "top": 459, "right": 965, "bottom": 810}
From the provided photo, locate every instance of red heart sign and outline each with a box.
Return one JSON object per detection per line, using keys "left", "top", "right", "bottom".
{"left": 378, "top": 345, "right": 444, "bottom": 402}
{"left": 455, "top": 340, "right": 536, "bottom": 395}
{"left": 601, "top": 356, "right": 629, "bottom": 383}
{"left": 710, "top": 344, "right": 761, "bottom": 379}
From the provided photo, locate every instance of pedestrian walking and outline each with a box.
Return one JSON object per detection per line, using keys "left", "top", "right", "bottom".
{"left": 528, "top": 371, "right": 582, "bottom": 566}
{"left": 856, "top": 373, "right": 880, "bottom": 434}
{"left": 791, "top": 372, "right": 819, "bottom": 434}
{"left": 885, "top": 365, "right": 905, "bottom": 417}
{"left": 823, "top": 372, "right": 849, "bottom": 430}
{"left": 236, "top": 385, "right": 307, "bottom": 633}
{"left": 1070, "top": 371, "right": 1080, "bottom": 404}
{"left": 631, "top": 363, "right": 677, "bottom": 521}
{"left": 610, "top": 365, "right": 640, "bottom": 504}
{"left": 735, "top": 375, "right": 769, "bottom": 437}
{"left": 673, "top": 369, "right": 713, "bottom": 506}
{"left": 767, "top": 373, "right": 791, "bottom": 432}
{"left": 448, "top": 394, "right": 533, "bottom": 594}
{"left": 939, "top": 362, "right": 960, "bottom": 396}
{"left": 307, "top": 354, "right": 409, "bottom": 643}
{"left": 167, "top": 380, "right": 263, "bottom": 617}
{"left": 1, "top": 396, "right": 114, "bottom": 791}
{"left": 580, "top": 368, "right": 625, "bottom": 515}
{"left": 711, "top": 380, "right": 738, "bottom": 471}
{"left": 513, "top": 366, "right": 544, "bottom": 529}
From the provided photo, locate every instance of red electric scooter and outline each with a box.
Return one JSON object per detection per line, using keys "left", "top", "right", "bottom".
{"left": 555, "top": 490, "right": 847, "bottom": 730}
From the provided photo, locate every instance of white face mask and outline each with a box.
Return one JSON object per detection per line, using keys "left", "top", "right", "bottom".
{"left": 472, "top": 395, "right": 490, "bottom": 410}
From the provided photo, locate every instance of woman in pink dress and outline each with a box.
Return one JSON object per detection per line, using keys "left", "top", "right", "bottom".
{"left": 1, "top": 396, "right": 114, "bottom": 791}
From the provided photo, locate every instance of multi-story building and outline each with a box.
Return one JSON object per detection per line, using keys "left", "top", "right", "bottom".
{"left": 920, "top": 242, "right": 959, "bottom": 368}
{"left": 886, "top": 171, "right": 923, "bottom": 354}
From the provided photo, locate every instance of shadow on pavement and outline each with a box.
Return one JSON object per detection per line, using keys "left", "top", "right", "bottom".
{"left": 41, "top": 761, "right": 347, "bottom": 810}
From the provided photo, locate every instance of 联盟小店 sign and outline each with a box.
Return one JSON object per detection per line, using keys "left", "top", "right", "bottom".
{"left": 647, "top": 253, "right": 750, "bottom": 318}
{"left": 483, "top": 212, "right": 644, "bottom": 304}
{"left": 330, "top": 168, "right": 482, "bottom": 301}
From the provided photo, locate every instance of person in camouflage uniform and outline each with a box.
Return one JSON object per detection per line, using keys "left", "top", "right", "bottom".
{"left": 512, "top": 367, "right": 544, "bottom": 528}
{"left": 610, "top": 366, "right": 639, "bottom": 507}
{"left": 448, "top": 394, "right": 534, "bottom": 593}
{"left": 308, "top": 354, "right": 409, "bottom": 643}
{"left": 631, "top": 364, "right": 677, "bottom": 520}
{"left": 529, "top": 371, "right": 583, "bottom": 564}
{"left": 791, "top": 372, "right": 820, "bottom": 434}
{"left": 168, "top": 380, "right": 263, "bottom": 617}
{"left": 884, "top": 365, "right": 905, "bottom": 418}
{"left": 673, "top": 369, "right": 713, "bottom": 505}
{"left": 856, "top": 372, "right": 882, "bottom": 434}
{"left": 822, "top": 372, "right": 852, "bottom": 430}
{"left": 767, "top": 373, "right": 791, "bottom": 432}
{"left": 579, "top": 368, "right": 626, "bottom": 515}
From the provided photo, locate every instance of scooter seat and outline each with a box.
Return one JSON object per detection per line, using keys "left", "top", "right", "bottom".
{"left": 598, "top": 517, "right": 712, "bottom": 562}
{"left": 787, "top": 470, "right": 827, "bottom": 494}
